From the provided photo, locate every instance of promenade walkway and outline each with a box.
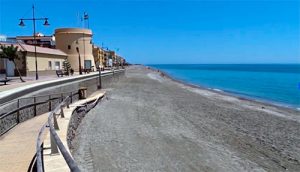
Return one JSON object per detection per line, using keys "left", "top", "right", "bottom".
{"left": 0, "top": 113, "right": 48, "bottom": 171}
{"left": 0, "top": 69, "right": 120, "bottom": 93}
{"left": 0, "top": 91, "right": 105, "bottom": 172}
{"left": 0, "top": 75, "right": 61, "bottom": 92}
{"left": 0, "top": 71, "right": 104, "bottom": 93}
{"left": 0, "top": 70, "right": 118, "bottom": 105}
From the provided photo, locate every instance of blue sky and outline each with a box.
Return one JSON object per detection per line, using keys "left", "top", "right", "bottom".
{"left": 0, "top": 0, "right": 299, "bottom": 64}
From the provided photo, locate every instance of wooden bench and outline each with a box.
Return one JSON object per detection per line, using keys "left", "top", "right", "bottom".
{"left": 83, "top": 68, "right": 91, "bottom": 74}
{"left": 56, "top": 70, "right": 68, "bottom": 77}
{"left": 0, "top": 78, "right": 11, "bottom": 85}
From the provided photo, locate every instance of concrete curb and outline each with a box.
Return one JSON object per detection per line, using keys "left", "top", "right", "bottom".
{"left": 0, "top": 69, "right": 124, "bottom": 105}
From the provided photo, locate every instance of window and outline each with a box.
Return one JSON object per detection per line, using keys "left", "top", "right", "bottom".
{"left": 48, "top": 61, "right": 52, "bottom": 69}
{"left": 55, "top": 61, "right": 60, "bottom": 70}
{"left": 84, "top": 60, "right": 92, "bottom": 69}
{"left": 68, "top": 45, "right": 71, "bottom": 50}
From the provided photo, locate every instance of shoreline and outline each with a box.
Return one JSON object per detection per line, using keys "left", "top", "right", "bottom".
{"left": 145, "top": 65, "right": 300, "bottom": 112}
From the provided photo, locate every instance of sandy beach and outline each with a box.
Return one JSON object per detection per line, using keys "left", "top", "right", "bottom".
{"left": 72, "top": 65, "right": 300, "bottom": 172}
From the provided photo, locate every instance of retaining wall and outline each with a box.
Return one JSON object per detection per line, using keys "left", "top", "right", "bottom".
{"left": 0, "top": 70, "right": 124, "bottom": 135}
{"left": 67, "top": 72, "right": 124, "bottom": 151}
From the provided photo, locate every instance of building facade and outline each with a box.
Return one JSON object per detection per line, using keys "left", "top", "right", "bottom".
{"left": 106, "top": 50, "right": 115, "bottom": 68}
{"left": 92, "top": 45, "right": 106, "bottom": 70}
{"left": 55, "top": 28, "right": 95, "bottom": 72}
{"left": 7, "top": 33, "right": 55, "bottom": 48}
{"left": 0, "top": 42, "right": 67, "bottom": 77}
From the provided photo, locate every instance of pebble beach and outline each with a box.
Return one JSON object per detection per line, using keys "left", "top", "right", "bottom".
{"left": 72, "top": 65, "right": 300, "bottom": 172}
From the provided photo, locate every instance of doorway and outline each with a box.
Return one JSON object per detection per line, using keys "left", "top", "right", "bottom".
{"left": 6, "top": 59, "right": 15, "bottom": 77}
{"left": 84, "top": 60, "right": 91, "bottom": 69}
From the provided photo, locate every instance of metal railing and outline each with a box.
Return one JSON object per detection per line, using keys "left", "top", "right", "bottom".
{"left": 0, "top": 91, "right": 79, "bottom": 136}
{"left": 30, "top": 91, "right": 103, "bottom": 172}
{"left": 36, "top": 96, "right": 80, "bottom": 172}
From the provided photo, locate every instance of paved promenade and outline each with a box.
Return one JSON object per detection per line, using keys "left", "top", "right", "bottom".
{"left": 0, "top": 113, "right": 48, "bottom": 171}
{"left": 0, "top": 90, "right": 105, "bottom": 172}
{"left": 0, "top": 69, "right": 124, "bottom": 104}
{"left": 0, "top": 69, "right": 122, "bottom": 104}
{"left": 0, "top": 75, "right": 61, "bottom": 92}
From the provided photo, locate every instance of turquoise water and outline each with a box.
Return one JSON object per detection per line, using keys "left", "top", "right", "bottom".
{"left": 149, "top": 64, "right": 300, "bottom": 109}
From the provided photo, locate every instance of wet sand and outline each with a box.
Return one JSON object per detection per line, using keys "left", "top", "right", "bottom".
{"left": 72, "top": 65, "right": 300, "bottom": 172}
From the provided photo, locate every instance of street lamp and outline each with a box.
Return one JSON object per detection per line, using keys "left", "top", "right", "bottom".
{"left": 76, "top": 47, "right": 82, "bottom": 75}
{"left": 19, "top": 5, "right": 50, "bottom": 80}
{"left": 115, "top": 48, "right": 120, "bottom": 69}
{"left": 97, "top": 62, "right": 102, "bottom": 89}
{"left": 96, "top": 48, "right": 104, "bottom": 89}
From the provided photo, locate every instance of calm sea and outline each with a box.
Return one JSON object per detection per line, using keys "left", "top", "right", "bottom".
{"left": 149, "top": 64, "right": 300, "bottom": 109}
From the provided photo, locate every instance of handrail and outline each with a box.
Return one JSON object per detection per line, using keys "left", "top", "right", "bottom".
{"left": 27, "top": 70, "right": 124, "bottom": 171}
{"left": 36, "top": 96, "right": 80, "bottom": 172}
{"left": 0, "top": 90, "right": 79, "bottom": 107}
{"left": 0, "top": 101, "right": 47, "bottom": 119}
{"left": 0, "top": 92, "right": 79, "bottom": 119}
{"left": 36, "top": 123, "right": 47, "bottom": 172}
{"left": 34, "top": 94, "right": 104, "bottom": 172}
{"left": 0, "top": 91, "right": 79, "bottom": 137}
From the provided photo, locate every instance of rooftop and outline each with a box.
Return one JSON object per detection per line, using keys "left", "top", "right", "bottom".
{"left": 0, "top": 42, "right": 67, "bottom": 56}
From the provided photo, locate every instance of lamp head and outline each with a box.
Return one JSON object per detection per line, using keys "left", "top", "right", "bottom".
{"left": 19, "top": 19, "right": 25, "bottom": 27}
{"left": 43, "top": 19, "right": 50, "bottom": 26}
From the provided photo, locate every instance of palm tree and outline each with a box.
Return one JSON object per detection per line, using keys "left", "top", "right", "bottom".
{"left": 0, "top": 45, "right": 25, "bottom": 82}
{"left": 62, "top": 58, "right": 72, "bottom": 75}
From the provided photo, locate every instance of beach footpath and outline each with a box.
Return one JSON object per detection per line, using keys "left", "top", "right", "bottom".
{"left": 72, "top": 65, "right": 300, "bottom": 172}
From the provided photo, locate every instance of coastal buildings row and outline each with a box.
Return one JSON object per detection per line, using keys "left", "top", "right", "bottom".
{"left": 0, "top": 42, "right": 66, "bottom": 76}
{"left": 0, "top": 28, "right": 126, "bottom": 77}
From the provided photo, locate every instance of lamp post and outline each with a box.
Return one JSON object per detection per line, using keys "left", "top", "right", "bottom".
{"left": 97, "top": 62, "right": 102, "bottom": 89}
{"left": 76, "top": 47, "right": 82, "bottom": 75}
{"left": 19, "top": 5, "right": 50, "bottom": 80}
{"left": 115, "top": 48, "right": 120, "bottom": 69}
{"left": 97, "top": 48, "right": 103, "bottom": 89}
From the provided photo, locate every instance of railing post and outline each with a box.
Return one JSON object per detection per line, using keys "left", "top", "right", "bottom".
{"left": 53, "top": 114, "right": 60, "bottom": 130}
{"left": 41, "top": 142, "right": 45, "bottom": 172}
{"left": 48, "top": 95, "right": 52, "bottom": 111}
{"left": 70, "top": 92, "right": 73, "bottom": 103}
{"left": 61, "top": 93, "right": 63, "bottom": 102}
{"left": 67, "top": 100, "right": 70, "bottom": 109}
{"left": 50, "top": 132, "right": 59, "bottom": 154}
{"left": 60, "top": 106, "right": 65, "bottom": 118}
{"left": 16, "top": 99, "right": 20, "bottom": 123}
{"left": 34, "top": 97, "right": 37, "bottom": 116}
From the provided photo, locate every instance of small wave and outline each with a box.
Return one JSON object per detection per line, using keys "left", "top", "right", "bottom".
{"left": 147, "top": 73, "right": 163, "bottom": 83}
{"left": 213, "top": 89, "right": 223, "bottom": 92}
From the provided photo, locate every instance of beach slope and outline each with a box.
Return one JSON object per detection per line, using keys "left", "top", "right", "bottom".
{"left": 72, "top": 65, "right": 300, "bottom": 172}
